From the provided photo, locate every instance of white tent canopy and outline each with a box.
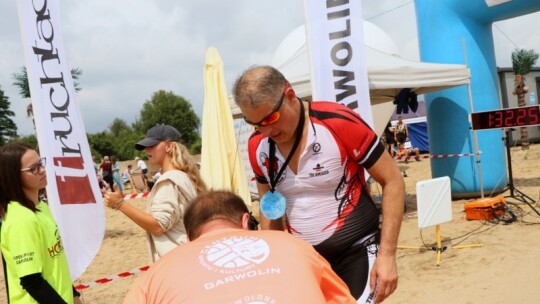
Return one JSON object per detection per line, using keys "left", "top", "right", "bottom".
{"left": 270, "top": 23, "right": 471, "bottom": 135}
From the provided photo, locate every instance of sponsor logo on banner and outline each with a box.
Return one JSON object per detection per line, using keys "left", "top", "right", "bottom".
{"left": 54, "top": 157, "right": 96, "bottom": 204}
{"left": 303, "top": 0, "right": 374, "bottom": 128}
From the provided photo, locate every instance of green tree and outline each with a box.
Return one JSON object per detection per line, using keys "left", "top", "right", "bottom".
{"left": 12, "top": 67, "right": 83, "bottom": 127}
{"left": 11, "top": 134, "right": 38, "bottom": 149}
{"left": 133, "top": 90, "right": 201, "bottom": 148}
{"left": 86, "top": 119, "right": 142, "bottom": 161}
{"left": 106, "top": 118, "right": 141, "bottom": 160}
{"left": 87, "top": 131, "right": 116, "bottom": 159}
{"left": 512, "top": 48, "right": 539, "bottom": 150}
{"left": 109, "top": 118, "right": 131, "bottom": 137}
{"left": 0, "top": 86, "right": 18, "bottom": 145}
{"left": 190, "top": 137, "right": 202, "bottom": 155}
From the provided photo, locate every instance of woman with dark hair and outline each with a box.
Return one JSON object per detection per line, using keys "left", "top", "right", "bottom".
{"left": 0, "top": 143, "right": 81, "bottom": 304}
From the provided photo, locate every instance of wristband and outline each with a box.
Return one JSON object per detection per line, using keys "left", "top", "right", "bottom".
{"left": 113, "top": 199, "right": 125, "bottom": 210}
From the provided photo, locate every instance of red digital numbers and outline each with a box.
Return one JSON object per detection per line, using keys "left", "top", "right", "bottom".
{"left": 472, "top": 105, "right": 540, "bottom": 130}
{"left": 529, "top": 107, "right": 539, "bottom": 125}
{"left": 516, "top": 108, "right": 526, "bottom": 125}
{"left": 504, "top": 110, "right": 514, "bottom": 126}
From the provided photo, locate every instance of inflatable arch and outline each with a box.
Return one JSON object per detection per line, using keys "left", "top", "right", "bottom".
{"left": 415, "top": 0, "right": 540, "bottom": 197}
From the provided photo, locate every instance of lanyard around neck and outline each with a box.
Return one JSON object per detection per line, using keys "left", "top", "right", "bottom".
{"left": 268, "top": 98, "right": 305, "bottom": 191}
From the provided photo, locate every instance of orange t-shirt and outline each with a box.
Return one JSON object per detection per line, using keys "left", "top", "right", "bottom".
{"left": 124, "top": 228, "right": 355, "bottom": 304}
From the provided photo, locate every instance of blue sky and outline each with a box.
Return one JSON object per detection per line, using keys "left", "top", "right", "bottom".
{"left": 1, "top": 0, "right": 538, "bottom": 136}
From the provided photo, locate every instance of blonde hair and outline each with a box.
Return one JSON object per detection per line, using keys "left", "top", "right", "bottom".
{"left": 169, "top": 142, "right": 207, "bottom": 195}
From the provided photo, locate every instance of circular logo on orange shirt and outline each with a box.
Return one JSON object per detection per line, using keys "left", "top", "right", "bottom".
{"left": 199, "top": 236, "right": 270, "bottom": 274}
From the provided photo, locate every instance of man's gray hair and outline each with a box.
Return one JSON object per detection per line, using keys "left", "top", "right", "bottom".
{"left": 232, "top": 65, "right": 288, "bottom": 108}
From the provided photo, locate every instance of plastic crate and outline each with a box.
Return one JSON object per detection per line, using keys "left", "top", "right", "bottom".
{"left": 464, "top": 196, "right": 506, "bottom": 221}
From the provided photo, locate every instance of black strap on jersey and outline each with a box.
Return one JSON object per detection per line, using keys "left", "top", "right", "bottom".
{"left": 268, "top": 98, "right": 305, "bottom": 191}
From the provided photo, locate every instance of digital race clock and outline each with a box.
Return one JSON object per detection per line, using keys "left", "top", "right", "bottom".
{"left": 470, "top": 105, "right": 540, "bottom": 130}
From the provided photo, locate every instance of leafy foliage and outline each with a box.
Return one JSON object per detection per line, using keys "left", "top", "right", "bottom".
{"left": 109, "top": 118, "right": 131, "bottom": 137}
{"left": 512, "top": 49, "right": 539, "bottom": 75}
{"left": 11, "top": 134, "right": 38, "bottom": 149}
{"left": 0, "top": 86, "right": 18, "bottom": 145}
{"left": 12, "top": 67, "right": 83, "bottom": 121}
{"left": 87, "top": 132, "right": 116, "bottom": 160}
{"left": 87, "top": 118, "right": 144, "bottom": 161}
{"left": 12, "top": 66, "right": 83, "bottom": 98}
{"left": 133, "top": 90, "right": 200, "bottom": 148}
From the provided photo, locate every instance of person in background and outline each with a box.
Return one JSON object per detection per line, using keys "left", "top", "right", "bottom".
{"left": 0, "top": 143, "right": 82, "bottom": 304}
{"left": 110, "top": 155, "right": 124, "bottom": 196}
{"left": 134, "top": 156, "right": 149, "bottom": 191}
{"left": 122, "top": 164, "right": 134, "bottom": 184}
{"left": 394, "top": 116, "right": 408, "bottom": 144}
{"left": 233, "top": 65, "right": 404, "bottom": 303}
{"left": 104, "top": 124, "right": 208, "bottom": 263}
{"left": 135, "top": 156, "right": 148, "bottom": 179}
{"left": 383, "top": 121, "right": 397, "bottom": 157}
{"left": 147, "top": 169, "right": 162, "bottom": 190}
{"left": 97, "top": 175, "right": 109, "bottom": 197}
{"left": 92, "top": 155, "right": 98, "bottom": 176}
{"left": 99, "top": 156, "right": 114, "bottom": 191}
{"left": 395, "top": 142, "right": 421, "bottom": 163}
{"left": 123, "top": 190, "right": 356, "bottom": 304}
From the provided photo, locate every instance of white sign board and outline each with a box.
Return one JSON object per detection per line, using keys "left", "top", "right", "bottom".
{"left": 233, "top": 118, "right": 258, "bottom": 196}
{"left": 416, "top": 176, "right": 452, "bottom": 228}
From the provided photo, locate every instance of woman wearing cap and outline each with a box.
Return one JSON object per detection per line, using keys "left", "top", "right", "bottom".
{"left": 0, "top": 143, "right": 82, "bottom": 303}
{"left": 104, "top": 124, "right": 207, "bottom": 262}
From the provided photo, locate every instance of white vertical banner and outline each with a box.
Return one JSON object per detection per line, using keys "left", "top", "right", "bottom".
{"left": 17, "top": 0, "right": 105, "bottom": 280}
{"left": 303, "top": 0, "right": 374, "bottom": 128}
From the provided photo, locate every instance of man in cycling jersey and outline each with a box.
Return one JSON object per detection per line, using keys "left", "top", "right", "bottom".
{"left": 233, "top": 65, "right": 405, "bottom": 304}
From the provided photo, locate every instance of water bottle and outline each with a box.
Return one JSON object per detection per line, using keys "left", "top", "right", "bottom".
{"left": 530, "top": 92, "right": 536, "bottom": 105}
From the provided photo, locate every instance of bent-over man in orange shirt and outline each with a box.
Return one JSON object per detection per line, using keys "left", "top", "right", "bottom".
{"left": 124, "top": 190, "right": 355, "bottom": 304}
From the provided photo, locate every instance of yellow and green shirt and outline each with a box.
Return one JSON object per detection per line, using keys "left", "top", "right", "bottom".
{"left": 1, "top": 201, "right": 73, "bottom": 304}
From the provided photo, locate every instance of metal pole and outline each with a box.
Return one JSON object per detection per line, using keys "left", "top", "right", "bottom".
{"left": 467, "top": 81, "right": 485, "bottom": 198}
{"left": 463, "top": 37, "right": 484, "bottom": 198}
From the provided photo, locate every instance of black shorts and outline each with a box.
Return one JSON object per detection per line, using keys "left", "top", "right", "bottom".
{"left": 325, "top": 232, "right": 380, "bottom": 302}
{"left": 396, "top": 132, "right": 407, "bottom": 144}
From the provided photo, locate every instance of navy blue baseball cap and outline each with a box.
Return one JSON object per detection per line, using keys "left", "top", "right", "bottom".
{"left": 135, "top": 124, "right": 181, "bottom": 150}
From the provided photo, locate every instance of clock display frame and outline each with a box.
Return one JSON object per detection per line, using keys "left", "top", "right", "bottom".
{"left": 470, "top": 105, "right": 540, "bottom": 130}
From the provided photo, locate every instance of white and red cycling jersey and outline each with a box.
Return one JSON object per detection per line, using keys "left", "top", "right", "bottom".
{"left": 248, "top": 101, "right": 384, "bottom": 260}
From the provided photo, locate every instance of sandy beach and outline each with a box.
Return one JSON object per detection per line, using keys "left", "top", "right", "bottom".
{"left": 1, "top": 143, "right": 539, "bottom": 303}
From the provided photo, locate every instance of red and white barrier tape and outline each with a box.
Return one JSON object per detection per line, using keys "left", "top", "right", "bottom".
{"left": 75, "top": 265, "right": 150, "bottom": 291}
{"left": 123, "top": 192, "right": 150, "bottom": 200}
{"left": 394, "top": 152, "right": 481, "bottom": 161}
